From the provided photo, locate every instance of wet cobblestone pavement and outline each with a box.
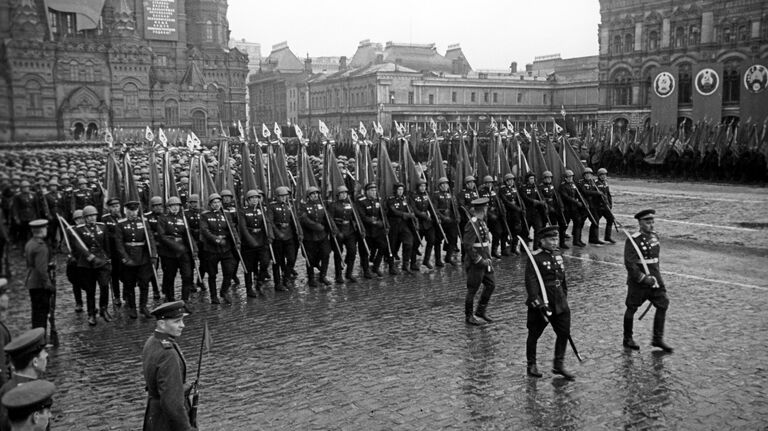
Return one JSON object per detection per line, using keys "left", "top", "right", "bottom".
{"left": 1, "top": 180, "right": 767, "bottom": 430}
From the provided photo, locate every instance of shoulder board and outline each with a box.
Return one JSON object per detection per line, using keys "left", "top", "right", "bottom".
{"left": 357, "top": 196, "right": 365, "bottom": 201}
{"left": 631, "top": 232, "right": 641, "bottom": 238}
{"left": 95, "top": 222, "right": 105, "bottom": 226}
{"left": 160, "top": 339, "right": 173, "bottom": 349}
{"left": 144, "top": 211, "right": 152, "bottom": 216}
{"left": 118, "top": 218, "right": 127, "bottom": 222}
{"left": 532, "top": 249, "right": 542, "bottom": 255}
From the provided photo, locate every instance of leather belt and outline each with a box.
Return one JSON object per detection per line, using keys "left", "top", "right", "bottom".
{"left": 171, "top": 237, "right": 184, "bottom": 242}
{"left": 644, "top": 258, "right": 659, "bottom": 264}
{"left": 251, "top": 228, "right": 263, "bottom": 233}
{"left": 336, "top": 221, "right": 351, "bottom": 225}
{"left": 125, "top": 242, "right": 145, "bottom": 247}
{"left": 472, "top": 242, "right": 490, "bottom": 247}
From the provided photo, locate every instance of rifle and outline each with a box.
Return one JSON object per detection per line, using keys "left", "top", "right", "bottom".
{"left": 346, "top": 195, "right": 370, "bottom": 256}
{"left": 518, "top": 235, "right": 583, "bottom": 362}
{"left": 219, "top": 208, "right": 246, "bottom": 268}
{"left": 139, "top": 212, "right": 161, "bottom": 288}
{"left": 622, "top": 228, "right": 657, "bottom": 320}
{"left": 287, "top": 198, "right": 309, "bottom": 260}
{"left": 179, "top": 210, "right": 202, "bottom": 282}
{"left": 424, "top": 193, "right": 448, "bottom": 242}
{"left": 589, "top": 177, "right": 620, "bottom": 234}
{"left": 257, "top": 201, "right": 276, "bottom": 263}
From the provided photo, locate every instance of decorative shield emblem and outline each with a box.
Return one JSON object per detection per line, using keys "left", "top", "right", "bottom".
{"left": 694, "top": 68, "right": 719, "bottom": 96}
{"left": 744, "top": 64, "right": 768, "bottom": 94}
{"left": 653, "top": 72, "right": 675, "bottom": 98}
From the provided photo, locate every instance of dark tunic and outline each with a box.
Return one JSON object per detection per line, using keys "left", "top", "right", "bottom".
{"left": 142, "top": 331, "right": 194, "bottom": 431}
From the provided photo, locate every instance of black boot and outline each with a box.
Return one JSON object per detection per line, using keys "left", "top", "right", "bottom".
{"left": 307, "top": 268, "right": 317, "bottom": 287}
{"left": 422, "top": 244, "right": 434, "bottom": 269}
{"left": 465, "top": 315, "right": 484, "bottom": 325}
{"left": 651, "top": 339, "right": 674, "bottom": 353}
{"left": 527, "top": 363, "right": 542, "bottom": 378}
{"left": 559, "top": 238, "right": 570, "bottom": 250}
{"left": 319, "top": 273, "right": 332, "bottom": 286}
{"left": 389, "top": 261, "right": 399, "bottom": 275}
{"left": 552, "top": 359, "right": 575, "bottom": 381}
{"left": 345, "top": 267, "right": 357, "bottom": 283}
{"left": 335, "top": 267, "right": 344, "bottom": 284}
{"left": 434, "top": 243, "right": 444, "bottom": 267}
{"left": 476, "top": 304, "right": 494, "bottom": 323}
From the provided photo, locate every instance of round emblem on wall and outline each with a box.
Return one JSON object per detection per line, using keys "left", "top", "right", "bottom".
{"left": 653, "top": 72, "right": 675, "bottom": 98}
{"left": 694, "top": 68, "right": 719, "bottom": 96}
{"left": 743, "top": 64, "right": 768, "bottom": 94}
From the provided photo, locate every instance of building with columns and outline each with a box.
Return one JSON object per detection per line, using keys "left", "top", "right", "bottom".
{"left": 598, "top": 0, "right": 768, "bottom": 132}
{"left": 0, "top": 0, "right": 249, "bottom": 142}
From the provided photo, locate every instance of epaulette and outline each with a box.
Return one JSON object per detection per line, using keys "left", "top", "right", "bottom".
{"left": 532, "top": 249, "right": 542, "bottom": 255}
{"left": 357, "top": 196, "right": 365, "bottom": 201}
{"left": 470, "top": 216, "right": 477, "bottom": 222}
{"left": 160, "top": 339, "right": 173, "bottom": 349}
{"left": 631, "top": 232, "right": 641, "bottom": 238}
{"left": 95, "top": 222, "right": 105, "bottom": 226}
{"left": 118, "top": 218, "right": 127, "bottom": 223}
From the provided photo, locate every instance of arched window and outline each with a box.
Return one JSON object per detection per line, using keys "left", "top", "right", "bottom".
{"left": 205, "top": 20, "right": 213, "bottom": 42}
{"left": 164, "top": 99, "right": 179, "bottom": 126}
{"left": 84, "top": 62, "right": 94, "bottom": 81}
{"left": 674, "top": 26, "right": 686, "bottom": 48}
{"left": 723, "top": 61, "right": 740, "bottom": 103}
{"left": 737, "top": 24, "right": 748, "bottom": 41}
{"left": 69, "top": 60, "right": 78, "bottom": 81}
{"left": 613, "top": 34, "right": 623, "bottom": 54}
{"left": 720, "top": 25, "right": 733, "bottom": 43}
{"left": 624, "top": 33, "right": 634, "bottom": 52}
{"left": 191, "top": 110, "right": 207, "bottom": 137}
{"left": 648, "top": 30, "right": 659, "bottom": 50}
{"left": 678, "top": 63, "right": 692, "bottom": 105}
{"left": 26, "top": 81, "right": 42, "bottom": 116}
{"left": 613, "top": 69, "right": 632, "bottom": 106}
{"left": 124, "top": 83, "right": 139, "bottom": 114}
{"left": 688, "top": 24, "right": 700, "bottom": 46}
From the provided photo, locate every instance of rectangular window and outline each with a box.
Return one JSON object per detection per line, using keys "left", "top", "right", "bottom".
{"left": 543, "top": 94, "right": 548, "bottom": 104}
{"left": 452, "top": 91, "right": 457, "bottom": 102}
{"left": 407, "top": 91, "right": 414, "bottom": 104}
{"left": 517, "top": 93, "right": 523, "bottom": 103}
{"left": 484, "top": 92, "right": 489, "bottom": 103}
{"left": 471, "top": 92, "right": 476, "bottom": 102}
{"left": 493, "top": 93, "right": 498, "bottom": 103}
{"left": 428, "top": 94, "right": 434, "bottom": 105}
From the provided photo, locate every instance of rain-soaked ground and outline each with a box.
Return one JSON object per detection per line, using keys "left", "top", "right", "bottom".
{"left": 1, "top": 178, "right": 766, "bottom": 430}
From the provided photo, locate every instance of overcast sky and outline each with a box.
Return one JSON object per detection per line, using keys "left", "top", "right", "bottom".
{"left": 228, "top": 0, "right": 601, "bottom": 70}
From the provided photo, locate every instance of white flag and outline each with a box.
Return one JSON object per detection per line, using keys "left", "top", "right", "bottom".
{"left": 104, "top": 129, "right": 114, "bottom": 147}
{"left": 490, "top": 116, "right": 497, "bottom": 131}
{"left": 358, "top": 121, "right": 367, "bottom": 138}
{"left": 350, "top": 129, "right": 359, "bottom": 142}
{"left": 186, "top": 134, "right": 195, "bottom": 151}
{"left": 158, "top": 128, "right": 168, "bottom": 147}
{"left": 506, "top": 119, "right": 514, "bottom": 134}
{"left": 273, "top": 122, "right": 282, "bottom": 140}
{"left": 554, "top": 121, "right": 564, "bottom": 134}
{"left": 294, "top": 124, "right": 304, "bottom": 141}
{"left": 237, "top": 121, "right": 245, "bottom": 142}
{"left": 318, "top": 120, "right": 329, "bottom": 138}
{"left": 145, "top": 126, "right": 154, "bottom": 142}
{"left": 430, "top": 118, "right": 437, "bottom": 133}
{"left": 262, "top": 123, "right": 271, "bottom": 139}
{"left": 374, "top": 121, "right": 383, "bottom": 136}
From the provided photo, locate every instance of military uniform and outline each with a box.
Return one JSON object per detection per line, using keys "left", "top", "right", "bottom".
{"left": 23, "top": 225, "right": 52, "bottom": 330}
{"left": 478, "top": 183, "right": 505, "bottom": 257}
{"left": 386, "top": 192, "right": 416, "bottom": 274}
{"left": 539, "top": 180, "right": 568, "bottom": 249}
{"left": 73, "top": 221, "right": 111, "bottom": 322}
{"left": 101, "top": 212, "right": 123, "bottom": 305}
{"left": 11, "top": 190, "right": 40, "bottom": 246}
{"left": 44, "top": 189, "right": 67, "bottom": 245}
{"left": 524, "top": 229, "right": 572, "bottom": 378}
{"left": 409, "top": 190, "right": 437, "bottom": 269}
{"left": 199, "top": 209, "right": 239, "bottom": 302}
{"left": 357, "top": 192, "right": 388, "bottom": 276}
{"left": 577, "top": 175, "right": 604, "bottom": 244}
{"left": 299, "top": 197, "right": 332, "bottom": 286}
{"left": 594, "top": 175, "right": 615, "bottom": 243}
{"left": 157, "top": 213, "right": 195, "bottom": 301}
{"left": 115, "top": 215, "right": 156, "bottom": 317}
{"left": 462, "top": 201, "right": 495, "bottom": 325}
{"left": 185, "top": 205, "right": 207, "bottom": 288}
{"left": 268, "top": 199, "right": 299, "bottom": 290}
{"left": 329, "top": 196, "right": 361, "bottom": 281}
{"left": 239, "top": 203, "right": 272, "bottom": 293}
{"left": 558, "top": 179, "right": 587, "bottom": 247}
{"left": 433, "top": 185, "right": 459, "bottom": 265}
{"left": 521, "top": 178, "right": 546, "bottom": 245}
{"left": 499, "top": 179, "right": 525, "bottom": 253}
{"left": 70, "top": 187, "right": 94, "bottom": 213}
{"left": 0, "top": 328, "right": 46, "bottom": 431}
{"left": 623, "top": 209, "right": 671, "bottom": 352}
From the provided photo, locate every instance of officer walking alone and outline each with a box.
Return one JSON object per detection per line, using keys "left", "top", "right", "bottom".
{"left": 462, "top": 198, "right": 495, "bottom": 326}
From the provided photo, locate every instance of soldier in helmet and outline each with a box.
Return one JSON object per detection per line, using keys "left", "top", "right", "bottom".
{"left": 220, "top": 189, "right": 241, "bottom": 289}
{"left": 594, "top": 168, "right": 616, "bottom": 244}
{"left": 200, "top": 193, "right": 240, "bottom": 304}
{"left": 269, "top": 186, "right": 300, "bottom": 291}
{"left": 356, "top": 183, "right": 389, "bottom": 278}
{"left": 145, "top": 196, "right": 164, "bottom": 300}
{"left": 499, "top": 173, "right": 524, "bottom": 255}
{"left": 433, "top": 176, "right": 459, "bottom": 266}
{"left": 577, "top": 168, "right": 606, "bottom": 245}
{"left": 386, "top": 183, "right": 417, "bottom": 275}
{"left": 459, "top": 176, "right": 479, "bottom": 232}
{"left": 520, "top": 172, "right": 547, "bottom": 247}
{"left": 329, "top": 186, "right": 360, "bottom": 283}
{"left": 299, "top": 186, "right": 332, "bottom": 286}
{"left": 70, "top": 178, "right": 94, "bottom": 213}
{"left": 539, "top": 171, "right": 569, "bottom": 250}
{"left": 409, "top": 179, "right": 437, "bottom": 269}
{"left": 185, "top": 194, "right": 207, "bottom": 292}
{"left": 478, "top": 175, "right": 505, "bottom": 258}
{"left": 558, "top": 170, "right": 588, "bottom": 247}
{"left": 11, "top": 181, "right": 41, "bottom": 247}
{"left": 239, "top": 189, "right": 272, "bottom": 297}
{"left": 73, "top": 206, "right": 112, "bottom": 325}
{"left": 157, "top": 197, "right": 196, "bottom": 302}
{"left": 115, "top": 201, "right": 157, "bottom": 319}
{"left": 43, "top": 179, "right": 66, "bottom": 247}
{"left": 101, "top": 198, "right": 123, "bottom": 306}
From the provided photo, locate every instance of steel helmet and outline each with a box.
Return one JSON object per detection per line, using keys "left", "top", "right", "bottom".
{"left": 188, "top": 194, "right": 200, "bottom": 203}
{"left": 275, "top": 186, "right": 290, "bottom": 196}
{"left": 82, "top": 205, "right": 98, "bottom": 217}
{"left": 482, "top": 175, "right": 494, "bottom": 183}
{"left": 503, "top": 173, "right": 515, "bottom": 180}
{"left": 208, "top": 193, "right": 222, "bottom": 202}
{"left": 597, "top": 168, "right": 608, "bottom": 175}
{"left": 150, "top": 196, "right": 163, "bottom": 206}
{"left": 72, "top": 209, "right": 84, "bottom": 219}
{"left": 564, "top": 170, "right": 574, "bottom": 176}
{"left": 437, "top": 177, "right": 449, "bottom": 185}
{"left": 306, "top": 186, "right": 320, "bottom": 195}
{"left": 245, "top": 189, "right": 261, "bottom": 199}
{"left": 583, "top": 167, "right": 594, "bottom": 175}
{"left": 336, "top": 186, "right": 349, "bottom": 194}
{"left": 542, "top": 171, "right": 553, "bottom": 177}
{"left": 220, "top": 189, "right": 234, "bottom": 197}
{"left": 464, "top": 175, "right": 476, "bottom": 183}
{"left": 166, "top": 196, "right": 182, "bottom": 206}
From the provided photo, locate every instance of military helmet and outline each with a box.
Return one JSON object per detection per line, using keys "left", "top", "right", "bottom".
{"left": 464, "top": 175, "right": 476, "bottom": 183}
{"left": 77, "top": 178, "right": 87, "bottom": 185}
{"left": 72, "top": 209, "right": 84, "bottom": 220}
{"left": 188, "top": 194, "right": 200, "bottom": 203}
{"left": 208, "top": 193, "right": 222, "bottom": 202}
{"left": 20, "top": 180, "right": 30, "bottom": 187}
{"left": 275, "top": 186, "right": 290, "bottom": 196}
{"left": 564, "top": 169, "right": 574, "bottom": 176}
{"left": 150, "top": 196, "right": 163, "bottom": 206}
{"left": 220, "top": 189, "right": 233, "bottom": 197}
{"left": 597, "top": 168, "right": 608, "bottom": 175}
{"left": 482, "top": 175, "right": 494, "bottom": 183}
{"left": 503, "top": 173, "right": 515, "bottom": 180}
{"left": 542, "top": 171, "right": 553, "bottom": 177}
{"left": 393, "top": 182, "right": 404, "bottom": 190}
{"left": 48, "top": 179, "right": 59, "bottom": 186}
{"left": 245, "top": 189, "right": 261, "bottom": 199}
{"left": 82, "top": 205, "right": 98, "bottom": 217}
{"left": 306, "top": 186, "right": 320, "bottom": 195}
{"left": 336, "top": 185, "right": 349, "bottom": 194}
{"left": 437, "top": 177, "right": 449, "bottom": 185}
{"left": 525, "top": 172, "right": 536, "bottom": 178}
{"left": 583, "top": 167, "right": 594, "bottom": 175}
{"left": 166, "top": 196, "right": 182, "bottom": 206}
{"left": 416, "top": 179, "right": 427, "bottom": 185}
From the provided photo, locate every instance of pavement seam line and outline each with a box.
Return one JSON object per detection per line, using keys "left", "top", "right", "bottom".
{"left": 563, "top": 254, "right": 768, "bottom": 291}
{"left": 615, "top": 190, "right": 766, "bottom": 204}
{"left": 613, "top": 213, "right": 759, "bottom": 232}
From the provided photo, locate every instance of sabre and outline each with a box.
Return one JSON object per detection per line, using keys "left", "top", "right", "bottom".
{"left": 518, "top": 235, "right": 583, "bottom": 362}
{"left": 622, "top": 228, "right": 657, "bottom": 320}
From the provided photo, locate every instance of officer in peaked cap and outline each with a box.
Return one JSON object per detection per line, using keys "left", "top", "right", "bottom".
{"left": 1, "top": 380, "right": 56, "bottom": 431}
{"left": 142, "top": 301, "right": 195, "bottom": 430}
{"left": 462, "top": 197, "right": 495, "bottom": 326}
{"left": 0, "top": 328, "right": 49, "bottom": 430}
{"left": 24, "top": 221, "right": 53, "bottom": 333}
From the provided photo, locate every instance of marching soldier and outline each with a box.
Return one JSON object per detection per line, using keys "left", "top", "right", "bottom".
{"left": 410, "top": 179, "right": 437, "bottom": 269}
{"left": 459, "top": 176, "right": 479, "bottom": 232}
{"left": 74, "top": 206, "right": 112, "bottom": 325}
{"left": 577, "top": 168, "right": 605, "bottom": 246}
{"left": 199, "top": 193, "right": 239, "bottom": 304}
{"left": 269, "top": 187, "right": 299, "bottom": 291}
{"left": 220, "top": 189, "right": 240, "bottom": 289}
{"left": 0, "top": 328, "right": 49, "bottom": 431}
{"left": 142, "top": 301, "right": 196, "bottom": 431}
{"left": 70, "top": 178, "right": 94, "bottom": 213}
{"left": 559, "top": 170, "right": 588, "bottom": 248}
{"left": 433, "top": 177, "right": 459, "bottom": 266}
{"left": 157, "top": 197, "right": 195, "bottom": 302}
{"left": 357, "top": 183, "right": 388, "bottom": 278}
{"left": 299, "top": 187, "right": 332, "bottom": 287}
{"left": 43, "top": 179, "right": 67, "bottom": 247}
{"left": 239, "top": 189, "right": 272, "bottom": 297}
{"left": 146, "top": 196, "right": 165, "bottom": 300}
{"left": 386, "top": 183, "right": 416, "bottom": 275}
{"left": 499, "top": 173, "right": 524, "bottom": 255}
{"left": 539, "top": 171, "right": 569, "bottom": 250}
{"left": 462, "top": 198, "right": 495, "bottom": 326}
{"left": 65, "top": 210, "right": 85, "bottom": 313}
{"left": 185, "top": 194, "right": 207, "bottom": 292}
{"left": 115, "top": 201, "right": 157, "bottom": 319}
{"left": 478, "top": 175, "right": 505, "bottom": 258}
{"left": 101, "top": 198, "right": 123, "bottom": 307}
{"left": 623, "top": 209, "right": 673, "bottom": 353}
{"left": 595, "top": 168, "right": 616, "bottom": 244}
{"left": 524, "top": 226, "right": 575, "bottom": 380}
{"left": 521, "top": 173, "right": 546, "bottom": 247}
{"left": 23, "top": 220, "right": 52, "bottom": 331}
{"left": 329, "top": 186, "right": 359, "bottom": 283}
{"left": 11, "top": 182, "right": 40, "bottom": 247}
